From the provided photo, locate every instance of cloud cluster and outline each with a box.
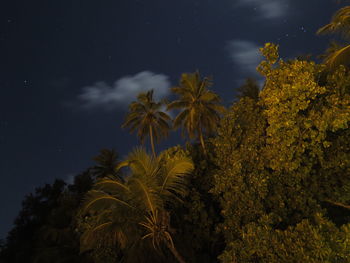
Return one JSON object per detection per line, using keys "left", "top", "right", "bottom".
{"left": 78, "top": 71, "right": 171, "bottom": 110}
{"left": 237, "top": 0, "right": 289, "bottom": 19}
{"left": 227, "top": 40, "right": 262, "bottom": 75}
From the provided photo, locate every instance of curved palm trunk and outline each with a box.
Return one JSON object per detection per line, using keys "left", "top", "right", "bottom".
{"left": 165, "top": 240, "right": 186, "bottom": 263}
{"left": 149, "top": 125, "right": 156, "bottom": 158}
{"left": 198, "top": 128, "right": 207, "bottom": 155}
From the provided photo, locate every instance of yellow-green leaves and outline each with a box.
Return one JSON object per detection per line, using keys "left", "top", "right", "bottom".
{"left": 79, "top": 147, "right": 193, "bottom": 262}
{"left": 213, "top": 43, "right": 350, "bottom": 262}
{"left": 261, "top": 42, "right": 279, "bottom": 65}
{"left": 257, "top": 44, "right": 348, "bottom": 172}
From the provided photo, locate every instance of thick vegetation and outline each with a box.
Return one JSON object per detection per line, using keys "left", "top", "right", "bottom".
{"left": 212, "top": 43, "right": 350, "bottom": 262}
{"left": 2, "top": 5, "right": 350, "bottom": 263}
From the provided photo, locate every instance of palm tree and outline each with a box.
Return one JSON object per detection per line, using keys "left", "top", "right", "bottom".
{"left": 317, "top": 5, "right": 350, "bottom": 69}
{"left": 122, "top": 90, "right": 171, "bottom": 158}
{"left": 92, "top": 149, "right": 122, "bottom": 180}
{"left": 167, "top": 71, "right": 225, "bottom": 154}
{"left": 236, "top": 78, "right": 260, "bottom": 101}
{"left": 79, "top": 148, "right": 194, "bottom": 263}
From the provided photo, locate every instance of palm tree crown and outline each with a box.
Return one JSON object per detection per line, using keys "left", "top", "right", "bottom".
{"left": 318, "top": 6, "right": 350, "bottom": 40}
{"left": 317, "top": 6, "right": 350, "bottom": 69}
{"left": 167, "top": 71, "right": 225, "bottom": 153}
{"left": 122, "top": 90, "right": 171, "bottom": 157}
{"left": 92, "top": 148, "right": 122, "bottom": 180}
{"left": 79, "top": 148, "right": 194, "bottom": 263}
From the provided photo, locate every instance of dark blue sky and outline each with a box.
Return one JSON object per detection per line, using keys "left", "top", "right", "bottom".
{"left": 0, "top": 0, "right": 341, "bottom": 238}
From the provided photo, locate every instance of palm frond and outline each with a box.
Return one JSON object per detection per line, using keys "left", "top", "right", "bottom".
{"left": 325, "top": 44, "right": 350, "bottom": 69}
{"left": 171, "top": 86, "right": 190, "bottom": 96}
{"left": 154, "top": 118, "right": 170, "bottom": 138}
{"left": 317, "top": 6, "right": 350, "bottom": 40}
{"left": 94, "top": 179, "right": 130, "bottom": 192}
{"left": 125, "top": 148, "right": 157, "bottom": 176}
{"left": 139, "top": 210, "right": 174, "bottom": 251}
{"left": 80, "top": 221, "right": 128, "bottom": 252}
{"left": 207, "top": 103, "right": 226, "bottom": 114}
{"left": 317, "top": 23, "right": 336, "bottom": 35}
{"left": 122, "top": 90, "right": 170, "bottom": 156}
{"left": 172, "top": 109, "right": 189, "bottom": 130}
{"left": 122, "top": 114, "right": 142, "bottom": 128}
{"left": 167, "top": 100, "right": 189, "bottom": 110}
{"left": 129, "top": 177, "right": 162, "bottom": 214}
{"left": 157, "top": 111, "right": 171, "bottom": 121}
{"left": 115, "top": 160, "right": 131, "bottom": 172}
{"left": 159, "top": 158, "right": 193, "bottom": 201}
{"left": 200, "top": 91, "right": 220, "bottom": 102}
{"left": 168, "top": 71, "right": 223, "bottom": 147}
{"left": 83, "top": 190, "right": 133, "bottom": 213}
{"left": 80, "top": 148, "right": 189, "bottom": 261}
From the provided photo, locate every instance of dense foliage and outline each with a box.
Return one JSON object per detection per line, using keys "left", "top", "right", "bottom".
{"left": 0, "top": 172, "right": 95, "bottom": 263}
{"left": 2, "top": 6, "right": 350, "bottom": 262}
{"left": 212, "top": 43, "right": 350, "bottom": 262}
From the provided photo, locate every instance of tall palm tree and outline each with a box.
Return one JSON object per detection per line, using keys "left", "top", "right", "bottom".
{"left": 317, "top": 5, "right": 350, "bottom": 69}
{"left": 79, "top": 148, "right": 194, "bottom": 263}
{"left": 122, "top": 90, "right": 171, "bottom": 158}
{"left": 167, "top": 71, "right": 225, "bottom": 154}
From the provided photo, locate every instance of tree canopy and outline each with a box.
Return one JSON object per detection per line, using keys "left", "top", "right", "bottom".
{"left": 211, "top": 43, "right": 350, "bottom": 262}
{"left": 3, "top": 6, "right": 350, "bottom": 263}
{"left": 79, "top": 148, "right": 194, "bottom": 263}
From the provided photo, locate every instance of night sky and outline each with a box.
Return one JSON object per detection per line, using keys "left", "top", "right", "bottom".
{"left": 0, "top": 0, "right": 341, "bottom": 238}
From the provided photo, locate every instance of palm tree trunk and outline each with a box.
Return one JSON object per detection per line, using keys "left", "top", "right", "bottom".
{"left": 198, "top": 128, "right": 207, "bottom": 155}
{"left": 149, "top": 125, "right": 156, "bottom": 158}
{"left": 165, "top": 240, "right": 186, "bottom": 263}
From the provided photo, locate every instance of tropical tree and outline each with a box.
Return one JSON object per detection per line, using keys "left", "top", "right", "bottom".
{"left": 79, "top": 148, "right": 194, "bottom": 263}
{"left": 235, "top": 77, "right": 260, "bottom": 101}
{"left": 211, "top": 43, "right": 350, "bottom": 262}
{"left": 167, "top": 71, "right": 225, "bottom": 154}
{"left": 122, "top": 90, "right": 171, "bottom": 158}
{"left": 0, "top": 178, "right": 94, "bottom": 263}
{"left": 171, "top": 143, "right": 224, "bottom": 263}
{"left": 317, "top": 5, "right": 350, "bottom": 69}
{"left": 92, "top": 148, "right": 122, "bottom": 180}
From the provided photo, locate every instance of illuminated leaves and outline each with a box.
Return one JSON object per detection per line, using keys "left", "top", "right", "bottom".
{"left": 212, "top": 43, "right": 350, "bottom": 262}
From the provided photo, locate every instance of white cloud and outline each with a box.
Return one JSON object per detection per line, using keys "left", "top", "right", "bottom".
{"left": 227, "top": 40, "right": 262, "bottom": 75}
{"left": 237, "top": 0, "right": 289, "bottom": 19}
{"left": 78, "top": 71, "right": 171, "bottom": 110}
